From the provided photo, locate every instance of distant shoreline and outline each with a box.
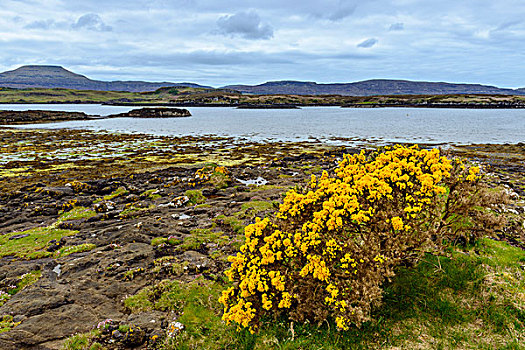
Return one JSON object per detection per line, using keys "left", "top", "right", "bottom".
{"left": 342, "top": 103, "right": 525, "bottom": 109}
{"left": 103, "top": 101, "right": 525, "bottom": 109}
{"left": 2, "top": 101, "right": 525, "bottom": 110}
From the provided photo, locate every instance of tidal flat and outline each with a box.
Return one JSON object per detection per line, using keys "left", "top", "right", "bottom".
{"left": 0, "top": 128, "right": 523, "bottom": 349}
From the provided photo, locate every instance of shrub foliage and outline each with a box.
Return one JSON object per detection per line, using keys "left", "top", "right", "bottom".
{"left": 219, "top": 145, "right": 505, "bottom": 332}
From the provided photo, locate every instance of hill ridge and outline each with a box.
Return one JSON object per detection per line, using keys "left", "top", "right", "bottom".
{"left": 223, "top": 79, "right": 525, "bottom": 96}
{"left": 1, "top": 65, "right": 523, "bottom": 95}
{"left": 0, "top": 65, "right": 210, "bottom": 92}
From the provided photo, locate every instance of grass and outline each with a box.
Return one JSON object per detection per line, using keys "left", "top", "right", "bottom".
{"left": 1, "top": 270, "right": 42, "bottom": 308}
{"left": 151, "top": 256, "right": 188, "bottom": 276}
{"left": 196, "top": 203, "right": 212, "bottom": 209}
{"left": 142, "top": 188, "right": 162, "bottom": 200}
{"left": 215, "top": 215, "right": 245, "bottom": 235}
{"left": 184, "top": 189, "right": 206, "bottom": 205}
{"left": 123, "top": 267, "right": 145, "bottom": 281}
{"left": 181, "top": 229, "right": 229, "bottom": 251}
{"left": 57, "top": 206, "right": 97, "bottom": 223}
{"left": 152, "top": 237, "right": 169, "bottom": 246}
{"left": 94, "top": 186, "right": 129, "bottom": 203}
{"left": 125, "top": 278, "right": 240, "bottom": 349}
{"left": 124, "top": 239, "right": 524, "bottom": 349}
{"left": 61, "top": 329, "right": 102, "bottom": 350}
{"left": 0, "top": 88, "right": 141, "bottom": 104}
{"left": 8, "top": 270, "right": 42, "bottom": 295}
{"left": 0, "top": 226, "right": 78, "bottom": 259}
{"left": 249, "top": 185, "right": 287, "bottom": 192}
{"left": 0, "top": 292, "right": 9, "bottom": 307}
{"left": 240, "top": 200, "right": 275, "bottom": 212}
{"left": 0, "top": 86, "right": 213, "bottom": 104}
{"left": 366, "top": 239, "right": 525, "bottom": 349}
{"left": 239, "top": 200, "right": 277, "bottom": 221}
{"left": 124, "top": 286, "right": 154, "bottom": 312}
{"left": 54, "top": 243, "right": 97, "bottom": 258}
{"left": 0, "top": 315, "right": 19, "bottom": 334}
{"left": 208, "top": 172, "right": 231, "bottom": 189}
{"left": 0, "top": 206, "right": 98, "bottom": 260}
{"left": 152, "top": 237, "right": 181, "bottom": 247}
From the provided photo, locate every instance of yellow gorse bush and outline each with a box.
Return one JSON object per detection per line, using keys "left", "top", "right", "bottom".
{"left": 220, "top": 145, "right": 505, "bottom": 332}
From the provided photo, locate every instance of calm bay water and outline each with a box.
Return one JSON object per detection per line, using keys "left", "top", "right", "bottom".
{"left": 1, "top": 104, "right": 524, "bottom": 145}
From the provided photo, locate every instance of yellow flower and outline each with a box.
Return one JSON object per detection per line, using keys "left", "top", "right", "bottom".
{"left": 219, "top": 144, "right": 468, "bottom": 331}
{"left": 278, "top": 292, "right": 293, "bottom": 308}
{"left": 391, "top": 216, "right": 403, "bottom": 231}
{"left": 336, "top": 316, "right": 349, "bottom": 330}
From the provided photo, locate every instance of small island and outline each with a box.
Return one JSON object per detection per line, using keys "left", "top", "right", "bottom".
{"left": 109, "top": 107, "right": 191, "bottom": 118}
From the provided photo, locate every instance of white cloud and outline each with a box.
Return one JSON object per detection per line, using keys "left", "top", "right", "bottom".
{"left": 71, "top": 13, "right": 112, "bottom": 31}
{"left": 217, "top": 11, "right": 273, "bottom": 39}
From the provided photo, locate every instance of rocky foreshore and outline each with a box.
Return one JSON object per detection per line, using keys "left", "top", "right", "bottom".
{"left": 0, "top": 107, "right": 191, "bottom": 125}
{"left": 0, "top": 128, "right": 523, "bottom": 349}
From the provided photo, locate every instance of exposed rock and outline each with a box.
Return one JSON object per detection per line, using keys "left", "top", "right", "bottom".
{"left": 109, "top": 108, "right": 191, "bottom": 118}
{"left": 0, "top": 110, "right": 93, "bottom": 125}
{"left": 126, "top": 311, "right": 166, "bottom": 332}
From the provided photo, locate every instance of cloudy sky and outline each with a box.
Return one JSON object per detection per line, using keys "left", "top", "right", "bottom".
{"left": 1, "top": 0, "right": 524, "bottom": 87}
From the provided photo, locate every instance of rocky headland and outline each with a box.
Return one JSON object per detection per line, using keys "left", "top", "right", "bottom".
{"left": 0, "top": 108, "right": 191, "bottom": 125}
{"left": 0, "top": 110, "right": 97, "bottom": 125}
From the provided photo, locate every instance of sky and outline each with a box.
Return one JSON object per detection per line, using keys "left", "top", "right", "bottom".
{"left": 0, "top": 0, "right": 524, "bottom": 88}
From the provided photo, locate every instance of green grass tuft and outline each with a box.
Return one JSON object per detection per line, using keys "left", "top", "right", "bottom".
{"left": 94, "top": 186, "right": 129, "bottom": 203}
{"left": 0, "top": 315, "right": 18, "bottom": 334}
{"left": 0, "top": 227, "right": 78, "bottom": 259}
{"left": 240, "top": 201, "right": 274, "bottom": 212}
{"left": 215, "top": 214, "right": 245, "bottom": 235}
{"left": 8, "top": 270, "right": 42, "bottom": 295}
{"left": 141, "top": 189, "right": 162, "bottom": 200}
{"left": 60, "top": 330, "right": 101, "bottom": 350}
{"left": 54, "top": 243, "right": 96, "bottom": 258}
{"left": 57, "top": 206, "right": 97, "bottom": 223}
{"left": 185, "top": 190, "right": 206, "bottom": 205}
{"left": 181, "top": 229, "right": 228, "bottom": 251}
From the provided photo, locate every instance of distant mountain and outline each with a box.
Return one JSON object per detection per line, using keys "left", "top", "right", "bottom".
{"left": 0, "top": 65, "right": 210, "bottom": 92}
{"left": 2, "top": 66, "right": 523, "bottom": 96}
{"left": 223, "top": 80, "right": 525, "bottom": 96}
